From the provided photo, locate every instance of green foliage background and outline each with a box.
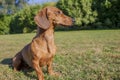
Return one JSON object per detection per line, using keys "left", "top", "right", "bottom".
{"left": 0, "top": 15, "right": 11, "bottom": 34}
{"left": 0, "top": 2, "right": 56, "bottom": 34}
{"left": 0, "top": 0, "right": 120, "bottom": 34}
{"left": 57, "top": 0, "right": 120, "bottom": 29}
{"left": 57, "top": 0, "right": 97, "bottom": 27}
{"left": 10, "top": 5, "right": 41, "bottom": 34}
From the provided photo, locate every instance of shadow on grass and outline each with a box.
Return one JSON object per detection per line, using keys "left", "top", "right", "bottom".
{"left": 0, "top": 58, "right": 48, "bottom": 79}
{"left": 0, "top": 58, "right": 50, "bottom": 79}
{"left": 0, "top": 58, "right": 12, "bottom": 68}
{"left": 0, "top": 58, "right": 36, "bottom": 79}
{"left": 19, "top": 66, "right": 48, "bottom": 79}
{"left": 22, "top": 67, "right": 37, "bottom": 79}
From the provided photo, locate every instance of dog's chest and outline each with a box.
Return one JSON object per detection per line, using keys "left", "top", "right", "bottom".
{"left": 40, "top": 41, "right": 56, "bottom": 66}
{"left": 39, "top": 54, "right": 53, "bottom": 66}
{"left": 32, "top": 38, "right": 56, "bottom": 65}
{"left": 44, "top": 31, "right": 56, "bottom": 54}
{"left": 31, "top": 30, "right": 56, "bottom": 66}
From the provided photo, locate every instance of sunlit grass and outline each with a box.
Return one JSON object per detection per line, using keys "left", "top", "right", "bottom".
{"left": 0, "top": 30, "right": 120, "bottom": 80}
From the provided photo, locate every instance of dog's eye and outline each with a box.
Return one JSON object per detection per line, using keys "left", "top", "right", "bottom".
{"left": 55, "top": 11, "right": 62, "bottom": 15}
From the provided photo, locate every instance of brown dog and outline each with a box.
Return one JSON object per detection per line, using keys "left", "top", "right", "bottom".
{"left": 12, "top": 6, "right": 74, "bottom": 80}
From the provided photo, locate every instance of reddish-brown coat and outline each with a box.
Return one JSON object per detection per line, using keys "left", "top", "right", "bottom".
{"left": 12, "top": 6, "right": 73, "bottom": 80}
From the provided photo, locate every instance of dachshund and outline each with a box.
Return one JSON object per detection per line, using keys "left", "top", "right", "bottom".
{"left": 12, "top": 6, "right": 74, "bottom": 80}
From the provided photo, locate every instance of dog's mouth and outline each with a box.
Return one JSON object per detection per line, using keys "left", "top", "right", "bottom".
{"left": 54, "top": 22, "right": 72, "bottom": 27}
{"left": 53, "top": 18, "right": 74, "bottom": 27}
{"left": 62, "top": 18, "right": 74, "bottom": 26}
{"left": 60, "top": 23, "right": 73, "bottom": 27}
{"left": 60, "top": 21, "right": 73, "bottom": 26}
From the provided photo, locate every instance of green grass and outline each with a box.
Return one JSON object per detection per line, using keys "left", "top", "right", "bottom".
{"left": 0, "top": 30, "right": 120, "bottom": 80}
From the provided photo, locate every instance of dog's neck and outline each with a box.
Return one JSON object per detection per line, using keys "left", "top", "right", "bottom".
{"left": 33, "top": 25, "right": 55, "bottom": 54}
{"left": 36, "top": 27, "right": 46, "bottom": 36}
{"left": 34, "top": 24, "right": 55, "bottom": 40}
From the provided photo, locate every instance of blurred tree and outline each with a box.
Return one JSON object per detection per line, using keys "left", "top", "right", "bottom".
{"left": 0, "top": 0, "right": 29, "bottom": 15}
{"left": 9, "top": 2, "right": 56, "bottom": 34}
{"left": 92, "top": 0, "right": 120, "bottom": 29}
{"left": 57, "top": 0, "right": 97, "bottom": 28}
{"left": 0, "top": 0, "right": 29, "bottom": 34}
{"left": 57, "top": 0, "right": 120, "bottom": 29}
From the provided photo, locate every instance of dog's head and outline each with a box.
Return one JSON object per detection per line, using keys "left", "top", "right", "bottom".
{"left": 34, "top": 6, "right": 75, "bottom": 30}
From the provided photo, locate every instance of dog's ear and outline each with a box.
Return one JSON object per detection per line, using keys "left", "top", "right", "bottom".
{"left": 34, "top": 8, "right": 50, "bottom": 30}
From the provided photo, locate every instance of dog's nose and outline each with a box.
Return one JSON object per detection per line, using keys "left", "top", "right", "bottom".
{"left": 72, "top": 18, "right": 75, "bottom": 23}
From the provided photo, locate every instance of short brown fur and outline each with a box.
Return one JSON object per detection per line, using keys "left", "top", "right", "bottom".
{"left": 12, "top": 6, "right": 73, "bottom": 80}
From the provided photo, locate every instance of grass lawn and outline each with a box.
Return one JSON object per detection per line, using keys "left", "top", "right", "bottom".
{"left": 0, "top": 30, "right": 120, "bottom": 80}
